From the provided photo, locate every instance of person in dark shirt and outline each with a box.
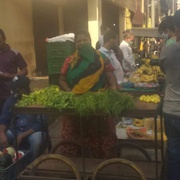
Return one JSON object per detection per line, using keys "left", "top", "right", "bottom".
{"left": 159, "top": 10, "right": 180, "bottom": 180}
{"left": 0, "top": 29, "right": 28, "bottom": 114}
{"left": 0, "top": 76, "right": 49, "bottom": 161}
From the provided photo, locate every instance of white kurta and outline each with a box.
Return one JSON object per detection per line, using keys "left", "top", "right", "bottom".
{"left": 99, "top": 47, "right": 124, "bottom": 85}
{"left": 119, "top": 40, "right": 135, "bottom": 73}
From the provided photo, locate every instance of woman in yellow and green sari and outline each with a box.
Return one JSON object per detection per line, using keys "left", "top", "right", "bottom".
{"left": 59, "top": 29, "right": 118, "bottom": 158}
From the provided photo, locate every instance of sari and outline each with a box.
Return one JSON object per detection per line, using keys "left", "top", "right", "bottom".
{"left": 61, "top": 44, "right": 114, "bottom": 93}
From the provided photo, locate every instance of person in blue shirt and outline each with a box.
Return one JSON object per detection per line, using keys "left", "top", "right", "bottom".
{"left": 0, "top": 75, "right": 49, "bottom": 161}
{"left": 99, "top": 30, "right": 124, "bottom": 86}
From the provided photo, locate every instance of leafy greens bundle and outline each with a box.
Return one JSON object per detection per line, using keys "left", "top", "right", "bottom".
{"left": 17, "top": 85, "right": 135, "bottom": 117}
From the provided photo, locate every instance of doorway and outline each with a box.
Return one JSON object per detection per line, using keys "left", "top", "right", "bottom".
{"left": 102, "top": 1, "right": 119, "bottom": 34}
{"left": 32, "top": 0, "right": 59, "bottom": 75}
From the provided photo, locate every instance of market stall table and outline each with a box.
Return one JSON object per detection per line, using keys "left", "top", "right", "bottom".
{"left": 12, "top": 101, "right": 165, "bottom": 180}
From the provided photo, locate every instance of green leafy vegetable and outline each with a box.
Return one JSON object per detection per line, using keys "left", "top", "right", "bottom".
{"left": 17, "top": 85, "right": 135, "bottom": 117}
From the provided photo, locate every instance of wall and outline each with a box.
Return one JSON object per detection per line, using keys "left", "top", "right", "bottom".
{"left": 63, "top": 0, "right": 88, "bottom": 33}
{"left": 0, "top": 0, "right": 36, "bottom": 76}
{"left": 0, "top": 0, "right": 126, "bottom": 75}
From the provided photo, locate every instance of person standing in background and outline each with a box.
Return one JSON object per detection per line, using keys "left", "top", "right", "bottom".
{"left": 159, "top": 10, "right": 180, "bottom": 180}
{"left": 158, "top": 16, "right": 176, "bottom": 47}
{"left": 96, "top": 24, "right": 110, "bottom": 50}
{"left": 99, "top": 30, "right": 124, "bottom": 86}
{"left": 119, "top": 30, "right": 136, "bottom": 78}
{"left": 0, "top": 29, "right": 28, "bottom": 114}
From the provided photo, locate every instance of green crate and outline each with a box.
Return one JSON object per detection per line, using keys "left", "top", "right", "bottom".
{"left": 46, "top": 41, "right": 75, "bottom": 75}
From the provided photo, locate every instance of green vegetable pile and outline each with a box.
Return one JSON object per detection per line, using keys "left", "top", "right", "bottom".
{"left": 17, "top": 85, "right": 135, "bottom": 117}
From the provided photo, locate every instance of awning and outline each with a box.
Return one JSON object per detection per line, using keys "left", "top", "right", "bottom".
{"left": 106, "top": 0, "right": 137, "bottom": 12}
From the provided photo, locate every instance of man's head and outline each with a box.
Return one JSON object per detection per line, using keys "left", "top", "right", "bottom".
{"left": 174, "top": 10, "right": 180, "bottom": 41}
{"left": 0, "top": 29, "right": 6, "bottom": 52}
{"left": 103, "top": 30, "right": 118, "bottom": 49}
{"left": 6, "top": 75, "right": 31, "bottom": 95}
{"left": 158, "top": 16, "right": 175, "bottom": 39}
{"left": 100, "top": 24, "right": 110, "bottom": 35}
{"left": 123, "top": 29, "right": 134, "bottom": 45}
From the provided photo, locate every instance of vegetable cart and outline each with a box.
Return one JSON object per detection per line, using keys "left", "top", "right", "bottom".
{"left": 12, "top": 100, "right": 166, "bottom": 180}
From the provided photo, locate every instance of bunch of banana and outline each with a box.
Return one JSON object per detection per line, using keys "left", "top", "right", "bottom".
{"left": 134, "top": 68, "right": 144, "bottom": 75}
{"left": 152, "top": 66, "right": 164, "bottom": 76}
{"left": 144, "top": 67, "right": 154, "bottom": 75}
{"left": 139, "top": 74, "right": 157, "bottom": 82}
{"left": 144, "top": 59, "right": 151, "bottom": 66}
{"left": 132, "top": 60, "right": 165, "bottom": 83}
{"left": 129, "top": 74, "right": 141, "bottom": 83}
{"left": 134, "top": 65, "right": 152, "bottom": 75}
{"left": 139, "top": 64, "right": 147, "bottom": 71}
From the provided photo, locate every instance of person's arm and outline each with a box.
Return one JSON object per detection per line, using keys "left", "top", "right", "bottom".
{"left": 59, "top": 74, "right": 71, "bottom": 92}
{"left": 0, "top": 125, "right": 7, "bottom": 133}
{"left": 11, "top": 52, "right": 28, "bottom": 77}
{"left": 1, "top": 67, "right": 28, "bottom": 80}
{"left": 0, "top": 51, "right": 28, "bottom": 80}
{"left": 159, "top": 46, "right": 167, "bottom": 74}
{"left": 15, "top": 52, "right": 28, "bottom": 75}
{"left": 16, "top": 114, "right": 43, "bottom": 147}
{"left": 104, "top": 60, "right": 118, "bottom": 89}
{"left": 115, "top": 46, "right": 124, "bottom": 65}
{"left": 15, "top": 67, "right": 28, "bottom": 76}
{"left": 16, "top": 129, "right": 35, "bottom": 147}
{"left": 59, "top": 56, "right": 72, "bottom": 92}
{"left": 105, "top": 71, "right": 118, "bottom": 90}
{"left": 0, "top": 125, "right": 8, "bottom": 147}
{"left": 0, "top": 96, "right": 16, "bottom": 147}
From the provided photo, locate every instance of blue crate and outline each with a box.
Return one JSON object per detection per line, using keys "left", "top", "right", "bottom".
{"left": 0, "top": 151, "right": 30, "bottom": 180}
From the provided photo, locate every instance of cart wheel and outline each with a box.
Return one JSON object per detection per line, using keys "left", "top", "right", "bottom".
{"left": 92, "top": 158, "right": 146, "bottom": 180}
{"left": 30, "top": 154, "right": 81, "bottom": 180}
{"left": 110, "top": 142, "right": 152, "bottom": 161}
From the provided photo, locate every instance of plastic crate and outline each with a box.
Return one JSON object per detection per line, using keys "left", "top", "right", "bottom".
{"left": 0, "top": 151, "right": 30, "bottom": 180}
{"left": 46, "top": 41, "right": 75, "bottom": 75}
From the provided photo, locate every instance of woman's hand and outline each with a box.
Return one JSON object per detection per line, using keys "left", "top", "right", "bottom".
{"left": 59, "top": 74, "right": 71, "bottom": 92}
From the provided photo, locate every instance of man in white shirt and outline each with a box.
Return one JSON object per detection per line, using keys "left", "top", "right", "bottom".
{"left": 119, "top": 30, "right": 136, "bottom": 77}
{"left": 99, "top": 30, "right": 124, "bottom": 86}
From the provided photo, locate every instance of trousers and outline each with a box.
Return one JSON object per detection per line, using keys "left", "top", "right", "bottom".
{"left": 164, "top": 113, "right": 180, "bottom": 180}
{"left": 6, "top": 130, "right": 48, "bottom": 162}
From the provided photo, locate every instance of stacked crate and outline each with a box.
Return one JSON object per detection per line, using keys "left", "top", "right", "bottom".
{"left": 46, "top": 41, "right": 75, "bottom": 85}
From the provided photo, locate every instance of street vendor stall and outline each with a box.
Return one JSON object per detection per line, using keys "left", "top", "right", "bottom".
{"left": 12, "top": 86, "right": 166, "bottom": 180}
{"left": 121, "top": 27, "right": 165, "bottom": 95}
